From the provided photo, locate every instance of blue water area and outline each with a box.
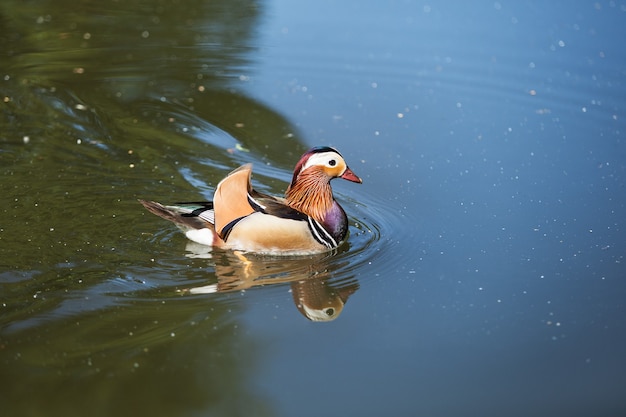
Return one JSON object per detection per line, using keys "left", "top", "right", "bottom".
{"left": 241, "top": 3, "right": 626, "bottom": 415}
{"left": 1, "top": 1, "right": 625, "bottom": 416}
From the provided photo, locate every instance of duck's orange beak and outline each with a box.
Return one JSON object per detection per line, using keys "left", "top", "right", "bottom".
{"left": 340, "top": 166, "right": 362, "bottom": 183}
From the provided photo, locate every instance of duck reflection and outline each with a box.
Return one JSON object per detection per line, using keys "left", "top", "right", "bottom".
{"left": 183, "top": 242, "right": 359, "bottom": 321}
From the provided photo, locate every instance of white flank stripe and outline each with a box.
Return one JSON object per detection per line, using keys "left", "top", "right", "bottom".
{"left": 308, "top": 217, "right": 336, "bottom": 248}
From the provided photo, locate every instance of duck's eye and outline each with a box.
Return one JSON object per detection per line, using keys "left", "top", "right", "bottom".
{"left": 328, "top": 159, "right": 336, "bottom": 167}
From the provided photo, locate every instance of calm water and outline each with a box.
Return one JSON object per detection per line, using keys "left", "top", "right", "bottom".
{"left": 2, "top": 1, "right": 626, "bottom": 416}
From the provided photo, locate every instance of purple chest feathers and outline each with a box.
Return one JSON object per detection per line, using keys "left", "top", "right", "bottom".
{"left": 321, "top": 201, "right": 349, "bottom": 242}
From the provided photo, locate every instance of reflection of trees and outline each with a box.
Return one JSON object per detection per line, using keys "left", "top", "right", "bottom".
{"left": 0, "top": 2, "right": 309, "bottom": 416}
{"left": 0, "top": 290, "right": 274, "bottom": 417}
{"left": 1, "top": 0, "right": 308, "bottom": 169}
{"left": 2, "top": 0, "right": 259, "bottom": 89}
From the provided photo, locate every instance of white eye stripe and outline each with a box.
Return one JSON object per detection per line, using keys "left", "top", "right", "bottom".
{"left": 302, "top": 151, "right": 345, "bottom": 171}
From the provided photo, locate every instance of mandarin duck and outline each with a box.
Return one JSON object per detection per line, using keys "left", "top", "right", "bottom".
{"left": 139, "top": 146, "right": 362, "bottom": 255}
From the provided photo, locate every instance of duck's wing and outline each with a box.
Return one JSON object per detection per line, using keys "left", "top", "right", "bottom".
{"left": 214, "top": 164, "right": 311, "bottom": 235}
{"left": 213, "top": 164, "right": 260, "bottom": 237}
{"left": 248, "top": 190, "right": 308, "bottom": 221}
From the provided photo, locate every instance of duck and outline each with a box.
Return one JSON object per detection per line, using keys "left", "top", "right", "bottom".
{"left": 139, "top": 146, "right": 362, "bottom": 255}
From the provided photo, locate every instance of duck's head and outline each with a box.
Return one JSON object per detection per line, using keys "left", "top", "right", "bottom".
{"left": 289, "top": 146, "right": 362, "bottom": 187}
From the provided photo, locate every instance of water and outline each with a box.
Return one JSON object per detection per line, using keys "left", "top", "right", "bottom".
{"left": 2, "top": 1, "right": 625, "bottom": 416}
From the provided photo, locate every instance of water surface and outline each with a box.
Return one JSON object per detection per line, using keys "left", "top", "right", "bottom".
{"left": 2, "top": 1, "right": 625, "bottom": 416}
